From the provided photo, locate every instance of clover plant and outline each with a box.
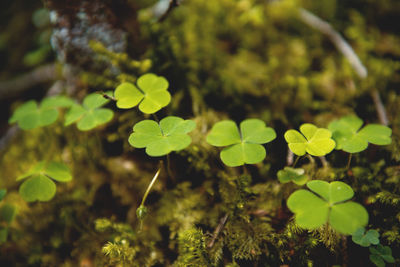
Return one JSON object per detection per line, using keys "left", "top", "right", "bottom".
{"left": 277, "top": 167, "right": 308, "bottom": 185}
{"left": 9, "top": 95, "right": 74, "bottom": 130}
{"left": 328, "top": 115, "right": 392, "bottom": 153}
{"left": 284, "top": 123, "right": 335, "bottom": 157}
{"left": 114, "top": 73, "right": 171, "bottom": 114}
{"left": 206, "top": 119, "right": 276, "bottom": 167}
{"left": 129, "top": 116, "right": 196, "bottom": 157}
{"left": 17, "top": 161, "right": 72, "bottom": 202}
{"left": 287, "top": 180, "right": 368, "bottom": 235}
{"left": 352, "top": 227, "right": 380, "bottom": 247}
{"left": 369, "top": 244, "right": 395, "bottom": 267}
{"left": 64, "top": 92, "right": 114, "bottom": 131}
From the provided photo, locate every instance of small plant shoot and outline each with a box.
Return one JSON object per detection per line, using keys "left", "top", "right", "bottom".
{"left": 369, "top": 244, "right": 395, "bottom": 267}
{"left": 277, "top": 167, "right": 308, "bottom": 185}
{"left": 352, "top": 227, "right": 380, "bottom": 247}
{"left": 9, "top": 96, "right": 74, "bottom": 130}
{"left": 284, "top": 123, "right": 335, "bottom": 156}
{"left": 129, "top": 116, "right": 196, "bottom": 157}
{"left": 287, "top": 180, "right": 368, "bottom": 235}
{"left": 17, "top": 161, "right": 72, "bottom": 202}
{"left": 114, "top": 73, "right": 171, "bottom": 114}
{"left": 64, "top": 92, "right": 114, "bottom": 131}
{"left": 328, "top": 115, "right": 392, "bottom": 153}
{"left": 206, "top": 119, "right": 276, "bottom": 167}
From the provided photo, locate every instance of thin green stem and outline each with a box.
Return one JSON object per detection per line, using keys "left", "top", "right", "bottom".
{"left": 292, "top": 156, "right": 301, "bottom": 167}
{"left": 346, "top": 153, "right": 353, "bottom": 170}
{"left": 140, "top": 167, "right": 162, "bottom": 207}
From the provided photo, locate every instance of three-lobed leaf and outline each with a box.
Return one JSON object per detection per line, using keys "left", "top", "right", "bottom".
{"left": 114, "top": 73, "right": 171, "bottom": 114}
{"left": 277, "top": 167, "right": 308, "bottom": 185}
{"left": 64, "top": 92, "right": 114, "bottom": 131}
{"left": 9, "top": 96, "right": 74, "bottom": 130}
{"left": 17, "top": 161, "right": 72, "bottom": 202}
{"left": 328, "top": 115, "right": 392, "bottom": 153}
{"left": 369, "top": 244, "right": 395, "bottom": 267}
{"left": 129, "top": 116, "right": 196, "bottom": 156}
{"left": 352, "top": 227, "right": 380, "bottom": 247}
{"left": 284, "top": 123, "right": 335, "bottom": 156}
{"left": 206, "top": 119, "right": 276, "bottom": 167}
{"left": 287, "top": 180, "right": 368, "bottom": 235}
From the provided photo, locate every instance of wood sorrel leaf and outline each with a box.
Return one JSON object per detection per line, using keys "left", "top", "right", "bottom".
{"left": 328, "top": 115, "right": 392, "bottom": 153}
{"left": 284, "top": 123, "right": 335, "bottom": 156}
{"left": 128, "top": 116, "right": 196, "bottom": 157}
{"left": 206, "top": 119, "right": 276, "bottom": 167}
{"left": 287, "top": 180, "right": 368, "bottom": 235}
{"left": 277, "top": 167, "right": 308, "bottom": 185}
{"left": 9, "top": 96, "right": 74, "bottom": 130}
{"left": 64, "top": 92, "right": 113, "bottom": 131}
{"left": 114, "top": 73, "right": 171, "bottom": 114}
{"left": 17, "top": 161, "right": 72, "bottom": 202}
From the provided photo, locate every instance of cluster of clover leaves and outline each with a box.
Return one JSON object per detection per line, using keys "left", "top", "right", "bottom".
{"left": 7, "top": 72, "right": 395, "bottom": 265}
{"left": 352, "top": 228, "right": 395, "bottom": 267}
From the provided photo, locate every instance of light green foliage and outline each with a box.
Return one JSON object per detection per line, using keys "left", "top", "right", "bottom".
{"left": 114, "top": 73, "right": 171, "bottom": 114}
{"left": 128, "top": 116, "right": 196, "bottom": 156}
{"left": 0, "top": 190, "right": 6, "bottom": 202}
{"left": 64, "top": 92, "right": 114, "bottom": 131}
{"left": 287, "top": 180, "right": 368, "bottom": 234}
{"left": 328, "top": 115, "right": 392, "bottom": 153}
{"left": 206, "top": 119, "right": 276, "bottom": 167}
{"left": 352, "top": 227, "right": 380, "bottom": 247}
{"left": 17, "top": 161, "right": 72, "bottom": 202}
{"left": 284, "top": 123, "right": 336, "bottom": 156}
{"left": 175, "top": 228, "right": 210, "bottom": 267}
{"left": 369, "top": 244, "right": 395, "bottom": 267}
{"left": 277, "top": 167, "right": 308, "bottom": 185}
{"left": 9, "top": 96, "right": 74, "bottom": 130}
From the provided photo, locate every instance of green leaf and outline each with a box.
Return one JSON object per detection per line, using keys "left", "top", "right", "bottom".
{"left": 16, "top": 161, "right": 72, "bottom": 202}
{"left": 370, "top": 254, "right": 385, "bottom": 267}
{"left": 9, "top": 96, "right": 74, "bottom": 130}
{"left": 287, "top": 189, "right": 329, "bottom": 229}
{"left": 370, "top": 245, "right": 395, "bottom": 264}
{"left": 352, "top": 228, "right": 380, "bottom": 247}
{"left": 45, "top": 162, "right": 72, "bottom": 182}
{"left": 328, "top": 115, "right": 392, "bottom": 153}
{"left": 114, "top": 73, "right": 171, "bottom": 114}
{"left": 206, "top": 119, "right": 276, "bottom": 167}
{"left": 284, "top": 123, "right": 335, "bottom": 156}
{"left": 128, "top": 116, "right": 196, "bottom": 157}
{"left": 277, "top": 167, "right": 308, "bottom": 185}
{"left": 65, "top": 92, "right": 114, "bottom": 131}
{"left": 0, "top": 189, "right": 6, "bottom": 202}
{"left": 287, "top": 180, "right": 368, "bottom": 235}
{"left": 0, "top": 204, "right": 17, "bottom": 224}
{"left": 19, "top": 174, "right": 56, "bottom": 202}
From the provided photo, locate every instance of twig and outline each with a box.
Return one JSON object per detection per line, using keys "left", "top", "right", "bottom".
{"left": 287, "top": 148, "right": 294, "bottom": 166}
{"left": 158, "top": 0, "right": 180, "bottom": 22}
{"left": 298, "top": 8, "right": 389, "bottom": 125}
{"left": 207, "top": 213, "right": 229, "bottom": 248}
{"left": 0, "top": 64, "right": 57, "bottom": 100}
{"left": 371, "top": 89, "right": 389, "bottom": 126}
{"left": 0, "top": 126, "right": 18, "bottom": 154}
{"left": 298, "top": 8, "right": 367, "bottom": 79}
